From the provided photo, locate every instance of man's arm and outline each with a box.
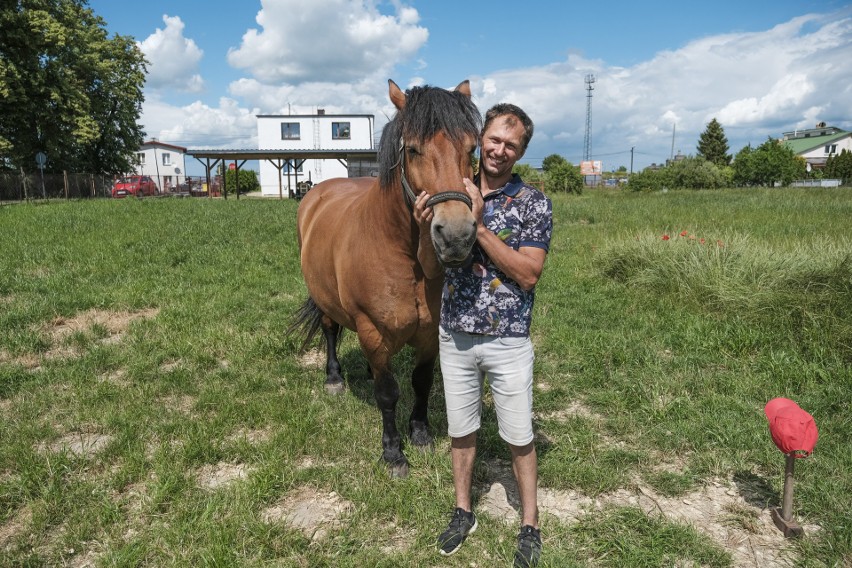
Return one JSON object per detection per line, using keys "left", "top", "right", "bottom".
{"left": 463, "top": 178, "right": 547, "bottom": 291}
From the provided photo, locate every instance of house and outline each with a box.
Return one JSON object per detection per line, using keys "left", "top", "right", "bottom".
{"left": 134, "top": 140, "right": 188, "bottom": 191}
{"left": 782, "top": 123, "right": 852, "bottom": 170}
{"left": 256, "top": 110, "right": 375, "bottom": 197}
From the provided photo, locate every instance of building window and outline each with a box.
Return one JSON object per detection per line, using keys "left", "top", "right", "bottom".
{"left": 162, "top": 152, "right": 171, "bottom": 166}
{"left": 285, "top": 161, "right": 304, "bottom": 174}
{"left": 281, "top": 122, "right": 301, "bottom": 140}
{"left": 137, "top": 153, "right": 145, "bottom": 164}
{"left": 825, "top": 144, "right": 837, "bottom": 154}
{"left": 332, "top": 122, "right": 351, "bottom": 140}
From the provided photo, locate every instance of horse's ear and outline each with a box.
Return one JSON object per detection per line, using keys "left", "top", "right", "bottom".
{"left": 454, "top": 80, "right": 471, "bottom": 98}
{"left": 388, "top": 79, "right": 406, "bottom": 110}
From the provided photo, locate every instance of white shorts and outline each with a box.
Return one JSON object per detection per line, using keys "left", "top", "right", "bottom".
{"left": 438, "top": 326, "right": 535, "bottom": 446}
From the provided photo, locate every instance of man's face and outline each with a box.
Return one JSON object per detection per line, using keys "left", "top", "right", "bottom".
{"left": 480, "top": 115, "right": 526, "bottom": 179}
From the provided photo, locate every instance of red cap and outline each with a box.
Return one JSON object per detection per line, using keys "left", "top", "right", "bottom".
{"left": 764, "top": 398, "right": 818, "bottom": 458}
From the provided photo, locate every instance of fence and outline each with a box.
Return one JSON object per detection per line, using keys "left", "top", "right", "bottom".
{"left": 0, "top": 172, "right": 222, "bottom": 201}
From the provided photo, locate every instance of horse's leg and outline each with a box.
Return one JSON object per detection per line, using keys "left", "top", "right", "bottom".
{"left": 409, "top": 354, "right": 436, "bottom": 449}
{"left": 357, "top": 326, "right": 409, "bottom": 478}
{"left": 321, "top": 315, "right": 345, "bottom": 394}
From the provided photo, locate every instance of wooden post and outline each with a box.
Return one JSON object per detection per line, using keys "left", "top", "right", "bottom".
{"left": 64, "top": 170, "right": 69, "bottom": 199}
{"left": 771, "top": 454, "right": 804, "bottom": 538}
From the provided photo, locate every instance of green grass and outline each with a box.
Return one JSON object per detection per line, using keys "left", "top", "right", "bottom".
{"left": 1, "top": 189, "right": 850, "bottom": 566}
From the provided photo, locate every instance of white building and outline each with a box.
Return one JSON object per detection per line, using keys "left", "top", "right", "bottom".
{"left": 256, "top": 110, "right": 375, "bottom": 197}
{"left": 783, "top": 123, "right": 852, "bottom": 170}
{"left": 135, "top": 140, "right": 188, "bottom": 191}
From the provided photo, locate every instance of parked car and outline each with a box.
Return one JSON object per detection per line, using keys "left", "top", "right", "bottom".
{"left": 112, "top": 176, "right": 158, "bottom": 198}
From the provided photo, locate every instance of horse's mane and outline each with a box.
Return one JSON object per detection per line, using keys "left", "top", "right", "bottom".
{"left": 378, "top": 84, "right": 482, "bottom": 191}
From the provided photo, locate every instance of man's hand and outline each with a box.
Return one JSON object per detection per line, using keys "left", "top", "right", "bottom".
{"left": 413, "top": 191, "right": 433, "bottom": 230}
{"left": 462, "top": 178, "right": 483, "bottom": 223}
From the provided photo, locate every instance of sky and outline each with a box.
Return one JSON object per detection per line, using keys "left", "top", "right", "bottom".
{"left": 87, "top": 0, "right": 852, "bottom": 175}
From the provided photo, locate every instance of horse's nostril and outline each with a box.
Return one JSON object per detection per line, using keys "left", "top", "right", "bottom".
{"left": 433, "top": 224, "right": 444, "bottom": 234}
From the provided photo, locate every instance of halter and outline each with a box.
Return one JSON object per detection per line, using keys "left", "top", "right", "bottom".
{"left": 395, "top": 137, "right": 473, "bottom": 212}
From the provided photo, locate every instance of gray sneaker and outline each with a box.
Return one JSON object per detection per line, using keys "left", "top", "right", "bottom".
{"left": 436, "top": 507, "right": 477, "bottom": 556}
{"left": 513, "top": 525, "right": 541, "bottom": 567}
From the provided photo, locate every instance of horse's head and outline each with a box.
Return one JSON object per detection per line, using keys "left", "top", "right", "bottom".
{"left": 381, "top": 80, "right": 481, "bottom": 267}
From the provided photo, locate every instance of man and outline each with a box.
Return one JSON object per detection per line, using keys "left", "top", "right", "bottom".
{"left": 414, "top": 103, "right": 552, "bottom": 568}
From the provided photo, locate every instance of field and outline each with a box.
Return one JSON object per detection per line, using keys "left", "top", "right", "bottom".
{"left": 1, "top": 188, "right": 850, "bottom": 567}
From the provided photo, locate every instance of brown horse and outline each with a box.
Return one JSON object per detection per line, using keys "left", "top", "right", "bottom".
{"left": 290, "top": 80, "right": 481, "bottom": 477}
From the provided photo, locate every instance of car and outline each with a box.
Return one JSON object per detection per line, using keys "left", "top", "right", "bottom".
{"left": 112, "top": 175, "right": 158, "bottom": 198}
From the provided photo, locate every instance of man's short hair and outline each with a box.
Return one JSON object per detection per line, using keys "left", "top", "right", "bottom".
{"left": 482, "top": 103, "right": 534, "bottom": 153}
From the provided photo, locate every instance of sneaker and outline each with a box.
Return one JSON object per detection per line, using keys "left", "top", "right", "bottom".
{"left": 513, "top": 525, "right": 541, "bottom": 567}
{"left": 436, "top": 507, "right": 477, "bottom": 556}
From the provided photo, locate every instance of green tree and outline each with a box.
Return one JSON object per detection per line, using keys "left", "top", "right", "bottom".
{"left": 541, "top": 153, "right": 567, "bottom": 172}
{"left": 825, "top": 149, "right": 852, "bottom": 185}
{"left": 224, "top": 169, "right": 260, "bottom": 194}
{"left": 545, "top": 161, "right": 583, "bottom": 194}
{"left": 0, "top": 0, "right": 147, "bottom": 175}
{"left": 696, "top": 118, "right": 731, "bottom": 167}
{"left": 732, "top": 137, "right": 805, "bottom": 187}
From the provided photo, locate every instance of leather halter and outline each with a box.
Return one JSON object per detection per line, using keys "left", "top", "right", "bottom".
{"left": 395, "top": 138, "right": 473, "bottom": 212}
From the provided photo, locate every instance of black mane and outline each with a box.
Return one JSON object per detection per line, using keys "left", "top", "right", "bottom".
{"left": 378, "top": 84, "right": 482, "bottom": 190}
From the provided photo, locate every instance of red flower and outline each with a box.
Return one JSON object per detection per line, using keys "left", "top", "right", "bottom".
{"left": 662, "top": 234, "right": 670, "bottom": 241}
{"left": 699, "top": 238, "right": 706, "bottom": 245}
{"left": 680, "top": 230, "right": 689, "bottom": 237}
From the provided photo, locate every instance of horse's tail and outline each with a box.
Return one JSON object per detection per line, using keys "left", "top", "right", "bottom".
{"left": 286, "top": 297, "right": 343, "bottom": 352}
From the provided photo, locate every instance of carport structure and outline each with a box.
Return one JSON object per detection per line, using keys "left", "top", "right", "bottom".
{"left": 185, "top": 149, "right": 379, "bottom": 199}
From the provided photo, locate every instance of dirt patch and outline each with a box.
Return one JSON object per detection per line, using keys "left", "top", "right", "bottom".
{"left": 536, "top": 400, "right": 603, "bottom": 422}
{"left": 0, "top": 504, "right": 32, "bottom": 550}
{"left": 297, "top": 348, "right": 325, "bottom": 368}
{"left": 38, "top": 431, "right": 113, "bottom": 458}
{"left": 476, "top": 459, "right": 802, "bottom": 567}
{"left": 0, "top": 398, "right": 12, "bottom": 414}
{"left": 159, "top": 359, "right": 182, "bottom": 373}
{"left": 261, "top": 486, "right": 353, "bottom": 541}
{"left": 196, "top": 462, "right": 255, "bottom": 491}
{"left": 45, "top": 307, "right": 159, "bottom": 349}
{"left": 159, "top": 394, "right": 196, "bottom": 415}
{"left": 3, "top": 308, "right": 159, "bottom": 369}
{"left": 227, "top": 427, "right": 273, "bottom": 445}
{"left": 98, "top": 369, "right": 129, "bottom": 387}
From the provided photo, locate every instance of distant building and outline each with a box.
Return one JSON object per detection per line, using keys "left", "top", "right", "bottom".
{"left": 256, "top": 110, "right": 375, "bottom": 197}
{"left": 783, "top": 122, "right": 852, "bottom": 170}
{"left": 134, "top": 140, "right": 188, "bottom": 191}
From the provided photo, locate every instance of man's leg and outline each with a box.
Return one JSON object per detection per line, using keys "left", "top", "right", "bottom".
{"left": 510, "top": 441, "right": 538, "bottom": 528}
{"left": 452, "top": 432, "right": 477, "bottom": 511}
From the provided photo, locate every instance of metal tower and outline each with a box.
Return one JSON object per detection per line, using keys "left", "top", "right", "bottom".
{"left": 583, "top": 74, "right": 595, "bottom": 162}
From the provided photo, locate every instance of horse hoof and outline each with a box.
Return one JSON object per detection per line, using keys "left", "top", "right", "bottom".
{"left": 410, "top": 430, "right": 434, "bottom": 450}
{"left": 324, "top": 381, "right": 345, "bottom": 394}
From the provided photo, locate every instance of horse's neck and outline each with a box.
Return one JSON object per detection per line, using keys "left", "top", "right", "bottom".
{"left": 364, "top": 181, "right": 418, "bottom": 250}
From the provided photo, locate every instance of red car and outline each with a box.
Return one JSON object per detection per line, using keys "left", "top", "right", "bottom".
{"left": 112, "top": 175, "right": 158, "bottom": 198}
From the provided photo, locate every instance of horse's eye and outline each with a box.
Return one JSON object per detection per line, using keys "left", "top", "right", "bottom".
{"left": 407, "top": 147, "right": 420, "bottom": 157}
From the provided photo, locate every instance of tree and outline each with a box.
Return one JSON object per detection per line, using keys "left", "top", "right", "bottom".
{"left": 0, "top": 0, "right": 147, "bottom": 175}
{"left": 696, "top": 118, "right": 731, "bottom": 167}
{"left": 732, "top": 137, "right": 806, "bottom": 187}
{"left": 545, "top": 161, "right": 583, "bottom": 194}
{"left": 224, "top": 169, "right": 260, "bottom": 194}
{"left": 825, "top": 149, "right": 852, "bottom": 185}
{"left": 541, "top": 153, "right": 567, "bottom": 172}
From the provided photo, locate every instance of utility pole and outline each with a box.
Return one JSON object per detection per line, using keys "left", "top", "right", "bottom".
{"left": 583, "top": 74, "right": 595, "bottom": 162}
{"left": 630, "top": 146, "right": 634, "bottom": 175}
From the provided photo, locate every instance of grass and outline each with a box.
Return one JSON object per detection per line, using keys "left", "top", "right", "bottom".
{"left": 0, "top": 188, "right": 850, "bottom": 566}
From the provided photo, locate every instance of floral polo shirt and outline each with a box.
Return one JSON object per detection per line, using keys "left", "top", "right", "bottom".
{"left": 441, "top": 174, "right": 553, "bottom": 337}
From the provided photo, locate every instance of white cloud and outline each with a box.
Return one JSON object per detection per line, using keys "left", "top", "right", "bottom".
{"left": 138, "top": 15, "right": 205, "bottom": 93}
{"left": 143, "top": 6, "right": 852, "bottom": 171}
{"left": 141, "top": 94, "right": 259, "bottom": 149}
{"left": 226, "top": 0, "right": 428, "bottom": 84}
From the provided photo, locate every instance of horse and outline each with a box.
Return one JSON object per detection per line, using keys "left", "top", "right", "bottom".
{"left": 289, "top": 79, "right": 482, "bottom": 478}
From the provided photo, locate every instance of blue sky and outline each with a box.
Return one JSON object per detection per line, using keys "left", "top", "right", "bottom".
{"left": 88, "top": 0, "right": 852, "bottom": 173}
